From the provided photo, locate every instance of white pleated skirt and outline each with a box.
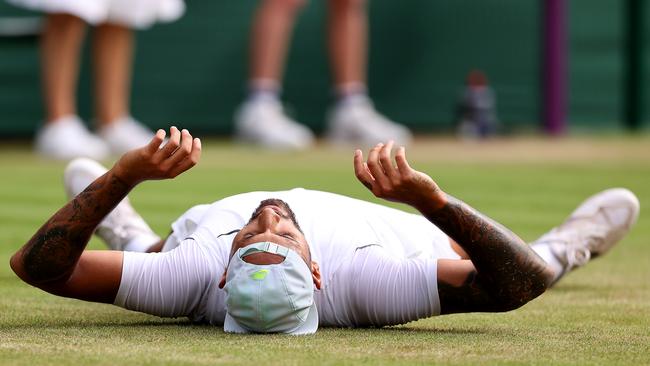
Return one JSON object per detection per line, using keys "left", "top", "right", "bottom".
{"left": 7, "top": 0, "right": 185, "bottom": 29}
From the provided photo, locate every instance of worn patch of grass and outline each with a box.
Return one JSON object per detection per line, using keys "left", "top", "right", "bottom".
{"left": 1, "top": 136, "right": 649, "bottom": 365}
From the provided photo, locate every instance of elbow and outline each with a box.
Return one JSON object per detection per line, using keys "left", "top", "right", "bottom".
{"left": 492, "top": 297, "right": 532, "bottom": 312}
{"left": 9, "top": 250, "right": 26, "bottom": 280}
{"left": 492, "top": 281, "right": 548, "bottom": 312}
{"left": 491, "top": 267, "right": 553, "bottom": 312}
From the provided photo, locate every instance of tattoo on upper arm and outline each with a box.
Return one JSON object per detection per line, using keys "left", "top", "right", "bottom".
{"left": 21, "top": 173, "right": 130, "bottom": 284}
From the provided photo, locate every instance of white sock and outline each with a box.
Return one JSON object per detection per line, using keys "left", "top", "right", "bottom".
{"left": 335, "top": 82, "right": 368, "bottom": 106}
{"left": 123, "top": 234, "right": 161, "bottom": 253}
{"left": 247, "top": 89, "right": 280, "bottom": 104}
{"left": 247, "top": 79, "right": 281, "bottom": 103}
{"left": 531, "top": 242, "right": 565, "bottom": 283}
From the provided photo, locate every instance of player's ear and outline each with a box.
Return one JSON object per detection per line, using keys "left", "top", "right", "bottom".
{"left": 311, "top": 261, "right": 321, "bottom": 290}
{"left": 218, "top": 270, "right": 227, "bottom": 289}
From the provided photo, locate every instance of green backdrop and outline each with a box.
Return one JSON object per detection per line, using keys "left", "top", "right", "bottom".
{"left": 0, "top": 0, "right": 645, "bottom": 137}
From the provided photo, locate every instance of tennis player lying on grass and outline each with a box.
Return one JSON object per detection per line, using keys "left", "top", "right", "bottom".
{"left": 11, "top": 127, "right": 640, "bottom": 334}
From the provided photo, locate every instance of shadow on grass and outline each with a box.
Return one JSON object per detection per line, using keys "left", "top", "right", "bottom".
{"left": 1, "top": 318, "right": 501, "bottom": 336}
{"left": 372, "top": 326, "right": 496, "bottom": 335}
{"left": 0, "top": 318, "right": 196, "bottom": 330}
{"left": 551, "top": 283, "right": 602, "bottom": 292}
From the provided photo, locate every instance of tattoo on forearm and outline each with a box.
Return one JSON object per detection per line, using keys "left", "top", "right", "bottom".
{"left": 425, "top": 195, "right": 552, "bottom": 313}
{"left": 21, "top": 173, "right": 131, "bottom": 284}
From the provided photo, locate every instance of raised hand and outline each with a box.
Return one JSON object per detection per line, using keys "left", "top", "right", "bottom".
{"left": 353, "top": 141, "right": 445, "bottom": 210}
{"left": 9, "top": 126, "right": 200, "bottom": 298}
{"left": 112, "top": 126, "right": 202, "bottom": 186}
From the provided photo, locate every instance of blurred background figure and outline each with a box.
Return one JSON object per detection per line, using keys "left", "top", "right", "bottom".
{"left": 6, "top": 0, "right": 185, "bottom": 160}
{"left": 234, "top": 0, "right": 412, "bottom": 150}
{"left": 456, "top": 70, "right": 499, "bottom": 139}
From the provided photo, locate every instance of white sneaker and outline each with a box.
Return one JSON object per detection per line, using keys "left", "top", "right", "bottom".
{"left": 99, "top": 116, "right": 155, "bottom": 155}
{"left": 64, "top": 158, "right": 160, "bottom": 252}
{"left": 326, "top": 96, "right": 413, "bottom": 147}
{"left": 532, "top": 188, "right": 640, "bottom": 274}
{"left": 234, "top": 99, "right": 315, "bottom": 150}
{"left": 35, "top": 115, "right": 110, "bottom": 160}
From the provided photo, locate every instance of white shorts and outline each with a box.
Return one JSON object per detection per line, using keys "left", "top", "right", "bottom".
{"left": 8, "top": 0, "right": 185, "bottom": 29}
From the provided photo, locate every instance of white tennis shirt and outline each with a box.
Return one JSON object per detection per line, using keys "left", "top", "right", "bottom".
{"left": 115, "top": 189, "right": 459, "bottom": 327}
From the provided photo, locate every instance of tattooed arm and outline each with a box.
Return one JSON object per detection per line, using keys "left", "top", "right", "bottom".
{"left": 10, "top": 127, "right": 201, "bottom": 303}
{"left": 10, "top": 168, "right": 130, "bottom": 303}
{"left": 419, "top": 196, "right": 553, "bottom": 313}
{"left": 353, "top": 142, "right": 554, "bottom": 314}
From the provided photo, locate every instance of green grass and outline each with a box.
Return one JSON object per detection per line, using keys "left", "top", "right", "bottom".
{"left": 1, "top": 136, "right": 649, "bottom": 365}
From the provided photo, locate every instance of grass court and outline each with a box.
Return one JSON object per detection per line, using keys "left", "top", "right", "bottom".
{"left": 1, "top": 135, "right": 649, "bottom": 365}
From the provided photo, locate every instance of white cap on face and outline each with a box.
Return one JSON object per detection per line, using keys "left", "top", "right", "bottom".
{"left": 223, "top": 242, "right": 318, "bottom": 335}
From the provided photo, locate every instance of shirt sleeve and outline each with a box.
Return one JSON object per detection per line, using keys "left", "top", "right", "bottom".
{"left": 347, "top": 245, "right": 441, "bottom": 326}
{"left": 114, "top": 238, "right": 219, "bottom": 318}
